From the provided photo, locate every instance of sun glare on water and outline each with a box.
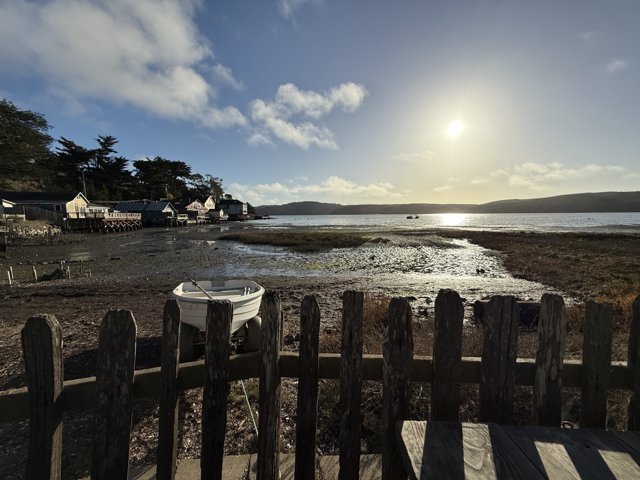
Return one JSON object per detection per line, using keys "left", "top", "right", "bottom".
{"left": 446, "top": 120, "right": 465, "bottom": 139}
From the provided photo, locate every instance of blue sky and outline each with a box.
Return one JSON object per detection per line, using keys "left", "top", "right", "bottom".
{"left": 1, "top": 0, "right": 639, "bottom": 205}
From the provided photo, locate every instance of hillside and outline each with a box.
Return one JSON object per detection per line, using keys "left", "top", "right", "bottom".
{"left": 476, "top": 191, "right": 640, "bottom": 213}
{"left": 255, "top": 191, "right": 640, "bottom": 215}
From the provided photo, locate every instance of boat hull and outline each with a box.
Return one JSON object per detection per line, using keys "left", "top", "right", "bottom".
{"left": 172, "top": 279, "right": 264, "bottom": 332}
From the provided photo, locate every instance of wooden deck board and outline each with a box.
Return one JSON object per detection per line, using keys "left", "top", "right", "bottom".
{"left": 397, "top": 421, "right": 543, "bottom": 479}
{"left": 398, "top": 421, "right": 640, "bottom": 479}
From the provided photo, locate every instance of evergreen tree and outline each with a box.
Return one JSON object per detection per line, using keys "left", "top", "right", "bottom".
{"left": 0, "top": 99, "right": 54, "bottom": 189}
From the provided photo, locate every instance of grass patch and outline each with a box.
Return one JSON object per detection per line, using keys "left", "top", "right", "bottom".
{"left": 219, "top": 230, "right": 372, "bottom": 251}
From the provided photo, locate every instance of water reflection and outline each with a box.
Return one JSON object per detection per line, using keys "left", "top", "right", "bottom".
{"left": 439, "top": 213, "right": 467, "bottom": 227}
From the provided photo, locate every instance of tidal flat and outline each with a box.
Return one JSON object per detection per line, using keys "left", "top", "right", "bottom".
{"left": 0, "top": 224, "right": 638, "bottom": 478}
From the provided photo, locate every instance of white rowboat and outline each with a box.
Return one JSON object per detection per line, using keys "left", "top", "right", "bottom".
{"left": 172, "top": 279, "right": 264, "bottom": 332}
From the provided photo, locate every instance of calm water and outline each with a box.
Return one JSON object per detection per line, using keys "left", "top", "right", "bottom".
{"left": 249, "top": 212, "right": 640, "bottom": 233}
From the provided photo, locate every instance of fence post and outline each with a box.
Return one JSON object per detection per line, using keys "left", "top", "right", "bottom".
{"left": 339, "top": 291, "right": 364, "bottom": 480}
{"left": 200, "top": 300, "right": 233, "bottom": 480}
{"left": 157, "top": 300, "right": 181, "bottom": 480}
{"left": 257, "top": 292, "right": 281, "bottom": 480}
{"left": 581, "top": 301, "right": 613, "bottom": 429}
{"left": 431, "top": 289, "right": 463, "bottom": 421}
{"left": 91, "top": 310, "right": 137, "bottom": 480}
{"left": 22, "top": 314, "right": 63, "bottom": 480}
{"left": 533, "top": 294, "right": 566, "bottom": 426}
{"left": 382, "top": 297, "right": 414, "bottom": 480}
{"left": 628, "top": 295, "right": 640, "bottom": 430}
{"left": 479, "top": 296, "right": 519, "bottom": 424}
{"left": 295, "top": 296, "right": 321, "bottom": 480}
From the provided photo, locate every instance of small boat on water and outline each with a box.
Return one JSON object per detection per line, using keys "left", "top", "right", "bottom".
{"left": 406, "top": 214, "right": 419, "bottom": 219}
{"left": 172, "top": 279, "right": 265, "bottom": 332}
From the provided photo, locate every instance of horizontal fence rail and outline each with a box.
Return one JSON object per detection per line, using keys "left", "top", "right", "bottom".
{"left": 0, "top": 353, "right": 636, "bottom": 424}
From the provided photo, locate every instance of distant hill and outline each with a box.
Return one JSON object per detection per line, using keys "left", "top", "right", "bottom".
{"left": 256, "top": 201, "right": 341, "bottom": 216}
{"left": 476, "top": 191, "right": 640, "bottom": 213}
{"left": 255, "top": 191, "right": 640, "bottom": 215}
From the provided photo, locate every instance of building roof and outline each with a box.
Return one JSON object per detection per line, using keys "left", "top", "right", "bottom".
{"left": 218, "top": 198, "right": 246, "bottom": 205}
{"left": 113, "top": 201, "right": 148, "bottom": 213}
{"left": 114, "top": 200, "right": 176, "bottom": 213}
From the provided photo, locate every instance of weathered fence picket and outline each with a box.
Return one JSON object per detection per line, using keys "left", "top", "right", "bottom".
{"left": 257, "top": 291, "right": 281, "bottom": 480}
{"left": 479, "top": 296, "right": 520, "bottom": 424}
{"left": 7, "top": 291, "right": 640, "bottom": 479}
{"left": 339, "top": 290, "right": 364, "bottom": 480}
{"left": 381, "top": 297, "right": 414, "bottom": 479}
{"left": 156, "top": 300, "right": 181, "bottom": 480}
{"left": 533, "top": 293, "right": 566, "bottom": 426}
{"left": 201, "top": 300, "right": 233, "bottom": 479}
{"left": 431, "top": 289, "right": 463, "bottom": 421}
{"left": 295, "top": 295, "right": 321, "bottom": 480}
{"left": 22, "top": 314, "right": 63, "bottom": 480}
{"left": 581, "top": 300, "right": 614, "bottom": 428}
{"left": 91, "top": 310, "right": 137, "bottom": 480}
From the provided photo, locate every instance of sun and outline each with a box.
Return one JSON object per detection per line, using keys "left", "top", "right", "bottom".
{"left": 446, "top": 120, "right": 465, "bottom": 139}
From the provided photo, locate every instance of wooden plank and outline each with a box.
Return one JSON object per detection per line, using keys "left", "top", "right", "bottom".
{"left": 338, "top": 291, "right": 364, "bottom": 480}
{"left": 396, "top": 421, "right": 428, "bottom": 480}
{"left": 581, "top": 301, "right": 613, "bottom": 429}
{"left": 431, "top": 289, "right": 463, "bottom": 421}
{"left": 610, "top": 430, "right": 640, "bottom": 456}
{"left": 628, "top": 295, "right": 640, "bottom": 430}
{"left": 156, "top": 300, "right": 181, "bottom": 480}
{"left": 501, "top": 425, "right": 640, "bottom": 480}
{"left": 382, "top": 298, "right": 414, "bottom": 479}
{"left": 575, "top": 429, "right": 640, "bottom": 479}
{"left": 257, "top": 291, "right": 281, "bottom": 480}
{"left": 201, "top": 300, "right": 233, "bottom": 480}
{"left": 295, "top": 295, "right": 321, "bottom": 480}
{"left": 397, "top": 421, "right": 544, "bottom": 479}
{"left": 479, "top": 296, "right": 519, "bottom": 424}
{"left": 22, "top": 314, "right": 63, "bottom": 480}
{"left": 91, "top": 310, "right": 137, "bottom": 480}
{"left": 533, "top": 293, "right": 566, "bottom": 426}
{"left": 500, "top": 425, "right": 582, "bottom": 479}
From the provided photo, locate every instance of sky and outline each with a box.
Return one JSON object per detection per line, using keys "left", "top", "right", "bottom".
{"left": 1, "top": 0, "right": 639, "bottom": 206}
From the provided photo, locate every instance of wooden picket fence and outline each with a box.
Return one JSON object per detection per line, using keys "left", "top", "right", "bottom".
{"left": 1, "top": 290, "right": 640, "bottom": 479}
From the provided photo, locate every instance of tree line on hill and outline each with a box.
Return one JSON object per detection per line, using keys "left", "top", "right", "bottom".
{"left": 0, "top": 98, "right": 225, "bottom": 202}
{"left": 256, "top": 191, "right": 640, "bottom": 215}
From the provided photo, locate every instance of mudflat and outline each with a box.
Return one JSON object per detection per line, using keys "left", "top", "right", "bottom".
{"left": 0, "top": 224, "right": 638, "bottom": 478}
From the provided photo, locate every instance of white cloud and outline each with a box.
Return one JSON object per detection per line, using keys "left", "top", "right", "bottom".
{"left": 0, "top": 0, "right": 246, "bottom": 129}
{"left": 434, "top": 184, "right": 454, "bottom": 193}
{"left": 249, "top": 82, "right": 367, "bottom": 149}
{"left": 247, "top": 131, "right": 276, "bottom": 147}
{"left": 606, "top": 58, "right": 630, "bottom": 74}
{"left": 392, "top": 150, "right": 437, "bottom": 163}
{"left": 278, "top": 0, "right": 321, "bottom": 20}
{"left": 210, "top": 63, "right": 245, "bottom": 91}
{"left": 228, "top": 175, "right": 403, "bottom": 204}
{"left": 492, "top": 162, "right": 627, "bottom": 191}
